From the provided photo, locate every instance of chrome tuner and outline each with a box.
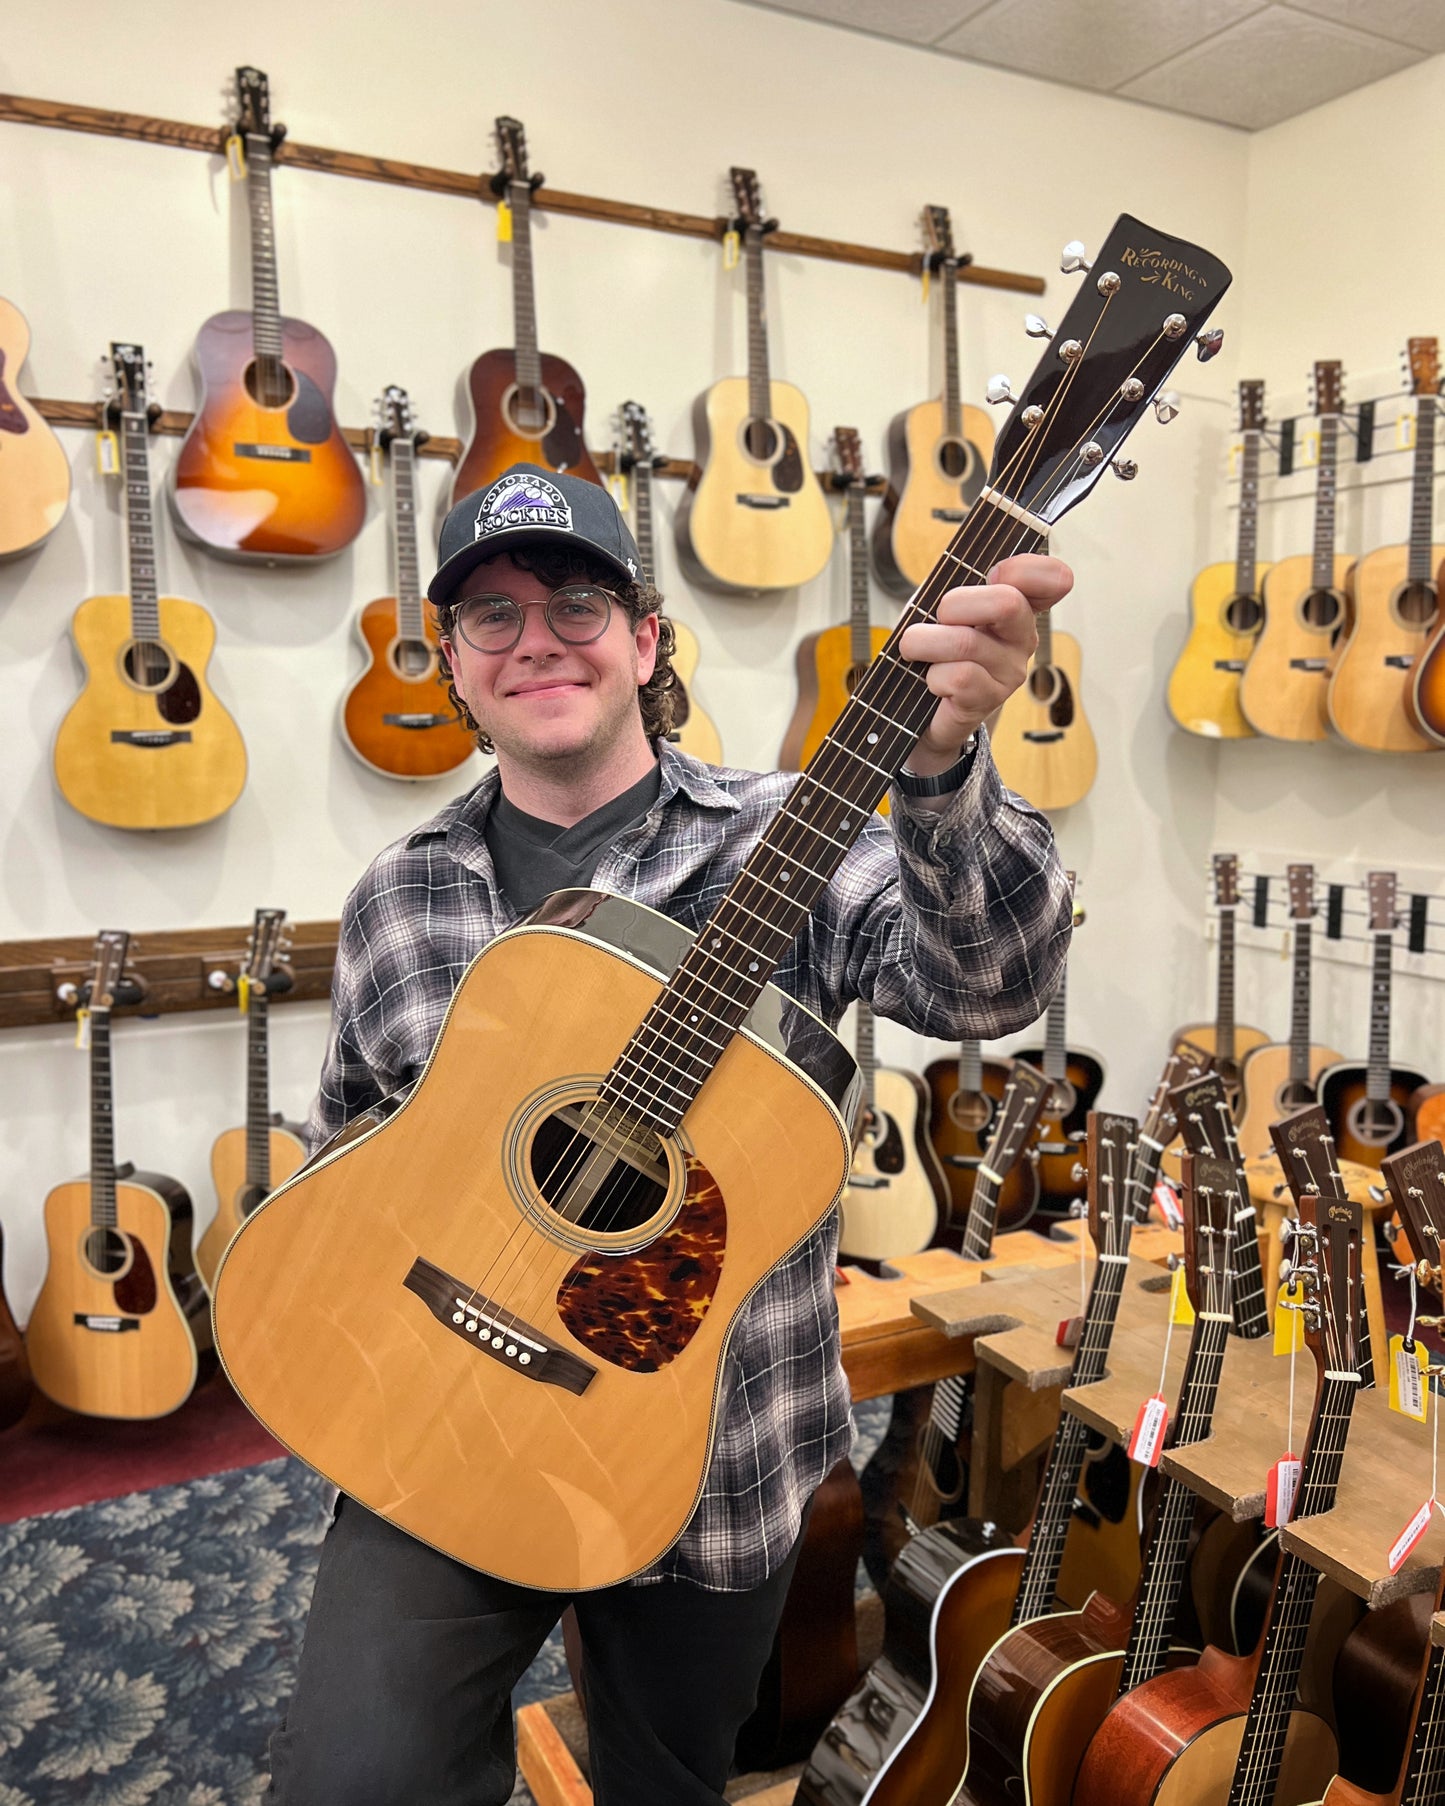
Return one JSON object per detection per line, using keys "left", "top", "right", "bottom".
{"left": 1078, "top": 441, "right": 1105, "bottom": 469}
{"left": 1162, "top": 313, "right": 1188, "bottom": 339}
{"left": 1058, "top": 338, "right": 1084, "bottom": 365}
{"left": 1024, "top": 314, "right": 1053, "bottom": 339}
{"left": 1071, "top": 1161, "right": 1086, "bottom": 1185}
{"left": 1195, "top": 327, "right": 1224, "bottom": 362}
{"left": 1153, "top": 392, "right": 1180, "bottom": 425}
{"left": 1021, "top": 404, "right": 1044, "bottom": 429}
{"left": 985, "top": 374, "right": 1015, "bottom": 406}
{"left": 1060, "top": 240, "right": 1091, "bottom": 275}
{"left": 1111, "top": 458, "right": 1138, "bottom": 480}
{"left": 1120, "top": 377, "right": 1145, "bottom": 403}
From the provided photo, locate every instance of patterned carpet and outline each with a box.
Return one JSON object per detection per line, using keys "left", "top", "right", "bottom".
{"left": 0, "top": 1399, "right": 893, "bottom": 1804}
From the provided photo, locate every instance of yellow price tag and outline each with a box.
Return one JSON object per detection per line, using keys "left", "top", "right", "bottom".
{"left": 1227, "top": 440, "right": 1242, "bottom": 478}
{"left": 74, "top": 1007, "right": 91, "bottom": 1052}
{"left": 237, "top": 974, "right": 252, "bottom": 1015}
{"left": 1274, "top": 1280, "right": 1305, "bottom": 1355}
{"left": 1398, "top": 410, "right": 1417, "bottom": 451}
{"left": 369, "top": 441, "right": 384, "bottom": 486}
{"left": 921, "top": 266, "right": 931, "bottom": 305}
{"left": 1389, "top": 1333, "right": 1428, "bottom": 1421}
{"left": 722, "top": 229, "right": 740, "bottom": 271}
{"left": 609, "top": 471, "right": 629, "bottom": 515}
{"left": 1301, "top": 430, "right": 1320, "bottom": 467}
{"left": 95, "top": 430, "right": 118, "bottom": 476}
{"left": 496, "top": 199, "right": 513, "bottom": 243}
{"left": 1169, "top": 1264, "right": 1196, "bottom": 1327}
{"left": 225, "top": 133, "right": 247, "bottom": 181}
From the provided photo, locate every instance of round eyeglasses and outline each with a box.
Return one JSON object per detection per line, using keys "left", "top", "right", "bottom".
{"left": 450, "top": 584, "right": 616, "bottom": 654}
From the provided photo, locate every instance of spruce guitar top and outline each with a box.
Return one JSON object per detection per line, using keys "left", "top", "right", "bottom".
{"left": 213, "top": 212, "right": 1233, "bottom": 1592}
{"left": 0, "top": 294, "right": 71, "bottom": 560}
{"left": 170, "top": 67, "right": 365, "bottom": 562}
{"left": 1169, "top": 853, "right": 1269, "bottom": 1105}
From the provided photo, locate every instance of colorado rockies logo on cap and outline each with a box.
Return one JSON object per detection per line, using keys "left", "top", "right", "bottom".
{"left": 474, "top": 472, "right": 573, "bottom": 540}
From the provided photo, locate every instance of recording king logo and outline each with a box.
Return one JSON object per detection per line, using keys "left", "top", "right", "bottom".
{"left": 474, "top": 473, "right": 573, "bottom": 541}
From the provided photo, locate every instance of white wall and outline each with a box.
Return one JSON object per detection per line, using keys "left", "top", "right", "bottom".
{"left": 0, "top": 0, "right": 1260, "bottom": 1315}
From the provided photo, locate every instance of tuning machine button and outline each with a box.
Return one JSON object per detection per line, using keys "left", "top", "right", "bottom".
{"left": 985, "top": 374, "right": 1016, "bottom": 406}
{"left": 1195, "top": 327, "right": 1224, "bottom": 362}
{"left": 207, "top": 969, "right": 236, "bottom": 994}
{"left": 1079, "top": 442, "right": 1105, "bottom": 469}
{"left": 1060, "top": 240, "right": 1091, "bottom": 275}
{"left": 1024, "top": 314, "right": 1053, "bottom": 340}
{"left": 56, "top": 981, "right": 79, "bottom": 1007}
{"left": 1111, "top": 458, "right": 1138, "bottom": 481}
{"left": 1153, "top": 392, "right": 1181, "bottom": 425}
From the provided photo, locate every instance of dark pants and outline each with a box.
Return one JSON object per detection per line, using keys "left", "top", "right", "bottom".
{"left": 266, "top": 1495, "right": 808, "bottom": 1806}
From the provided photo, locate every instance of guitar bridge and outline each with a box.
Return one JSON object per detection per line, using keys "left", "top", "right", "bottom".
{"left": 1212, "top": 659, "right": 1247, "bottom": 672}
{"left": 110, "top": 730, "right": 193, "bottom": 747}
{"left": 931, "top": 507, "right": 967, "bottom": 523}
{"left": 1023, "top": 730, "right": 1065, "bottom": 744}
{"left": 382, "top": 713, "right": 456, "bottom": 730}
{"left": 736, "top": 493, "right": 790, "bottom": 509}
{"left": 402, "top": 1257, "right": 595, "bottom": 1396}
{"left": 1288, "top": 658, "right": 1329, "bottom": 672}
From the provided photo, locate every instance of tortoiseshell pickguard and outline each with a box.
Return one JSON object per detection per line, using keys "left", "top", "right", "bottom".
{"left": 556, "top": 1155, "right": 726, "bottom": 1371}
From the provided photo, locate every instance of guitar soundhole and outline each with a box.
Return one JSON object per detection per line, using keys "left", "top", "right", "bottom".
{"left": 82, "top": 1227, "right": 131, "bottom": 1278}
{"left": 1028, "top": 665, "right": 1062, "bottom": 706}
{"left": 1302, "top": 588, "right": 1342, "bottom": 631}
{"left": 529, "top": 1108, "right": 670, "bottom": 1235}
{"left": 948, "top": 1089, "right": 994, "bottom": 1134}
{"left": 1276, "top": 1077, "right": 1317, "bottom": 1112}
{"left": 743, "top": 417, "right": 781, "bottom": 463}
{"left": 243, "top": 357, "right": 298, "bottom": 411}
{"left": 1214, "top": 1056, "right": 1240, "bottom": 1089}
{"left": 238, "top": 1182, "right": 268, "bottom": 1222}
{"left": 1397, "top": 579, "right": 1439, "bottom": 629}
{"left": 392, "top": 639, "right": 434, "bottom": 682}
{"left": 1049, "top": 1079, "right": 1077, "bottom": 1118}
{"left": 500, "top": 382, "right": 557, "bottom": 441}
{"left": 1224, "top": 592, "right": 1263, "bottom": 634}
{"left": 123, "top": 640, "right": 177, "bottom": 693}
{"left": 844, "top": 663, "right": 868, "bottom": 696}
{"left": 937, "top": 437, "right": 978, "bottom": 484}
{"left": 1347, "top": 1095, "right": 1404, "bottom": 1147}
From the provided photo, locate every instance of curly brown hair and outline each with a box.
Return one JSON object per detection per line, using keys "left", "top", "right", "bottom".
{"left": 432, "top": 543, "right": 678, "bottom": 755}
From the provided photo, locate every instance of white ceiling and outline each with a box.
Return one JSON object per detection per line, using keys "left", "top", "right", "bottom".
{"left": 733, "top": 0, "right": 1445, "bottom": 129}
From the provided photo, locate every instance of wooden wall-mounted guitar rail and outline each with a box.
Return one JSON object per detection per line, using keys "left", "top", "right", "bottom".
{"left": 0, "top": 922, "right": 339, "bottom": 1031}
{"left": 0, "top": 91, "right": 1044, "bottom": 295}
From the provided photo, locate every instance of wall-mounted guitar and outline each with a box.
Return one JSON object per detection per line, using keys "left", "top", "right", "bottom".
{"left": 1319, "top": 870, "right": 1428, "bottom": 1168}
{"left": 837, "top": 1001, "right": 947, "bottom": 1262}
{"left": 780, "top": 427, "right": 890, "bottom": 802}
{"left": 453, "top": 116, "right": 601, "bottom": 501}
{"left": 341, "top": 385, "right": 475, "bottom": 781}
{"left": 1167, "top": 377, "right": 1268, "bottom": 738}
{"left": 1411, "top": 1081, "right": 1445, "bottom": 1148}
{"left": 1011, "top": 873, "right": 1105, "bottom": 1212}
{"left": 0, "top": 294, "right": 71, "bottom": 560}
{"left": 53, "top": 343, "right": 247, "bottom": 831}
{"left": 26, "top": 931, "right": 210, "bottom": 1419}
{"left": 1234, "top": 862, "right": 1342, "bottom": 1160}
{"left": 196, "top": 909, "right": 308, "bottom": 1292}
{"left": 1239, "top": 362, "right": 1351, "bottom": 741}
{"left": 1169, "top": 853, "right": 1268, "bottom": 1108}
{"left": 1329, "top": 335, "right": 1444, "bottom": 753}
{"left": 871, "top": 205, "right": 993, "bottom": 599}
{"left": 213, "top": 210, "right": 1233, "bottom": 1591}
{"left": 923, "top": 1039, "right": 1039, "bottom": 1234}
{"left": 614, "top": 399, "right": 722, "bottom": 763}
{"left": 675, "top": 166, "right": 833, "bottom": 593}
{"left": 170, "top": 67, "right": 365, "bottom": 561}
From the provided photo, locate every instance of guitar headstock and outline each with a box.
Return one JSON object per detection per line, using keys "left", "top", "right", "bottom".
{"left": 1181, "top": 1150, "right": 1239, "bottom": 1318}
{"left": 986, "top": 1059, "right": 1053, "bottom": 1181}
{"left": 1087, "top": 1110, "right": 1139, "bottom": 1257}
{"left": 1287, "top": 862, "right": 1316, "bottom": 922}
{"left": 1212, "top": 852, "right": 1241, "bottom": 910}
{"left": 1310, "top": 361, "right": 1344, "bottom": 418}
{"left": 1171, "top": 1070, "right": 1243, "bottom": 1169}
{"left": 923, "top": 204, "right": 957, "bottom": 269}
{"left": 107, "top": 342, "right": 150, "bottom": 417}
{"left": 1367, "top": 870, "right": 1398, "bottom": 934}
{"left": 616, "top": 400, "right": 657, "bottom": 474}
{"left": 987, "top": 213, "right": 1230, "bottom": 530}
{"left": 242, "top": 907, "right": 291, "bottom": 989}
{"left": 831, "top": 427, "right": 865, "bottom": 489}
{"left": 375, "top": 384, "right": 418, "bottom": 449}
{"left": 495, "top": 116, "right": 532, "bottom": 188}
{"left": 1141, "top": 1040, "right": 1212, "bottom": 1140}
{"left": 1270, "top": 1106, "right": 1362, "bottom": 1376}
{"left": 1238, "top": 380, "right": 1266, "bottom": 434}
{"left": 234, "top": 66, "right": 272, "bottom": 139}
{"left": 83, "top": 930, "right": 131, "bottom": 1015}
{"left": 1383, "top": 1140, "right": 1445, "bottom": 1291}
{"left": 1407, "top": 337, "right": 1441, "bottom": 398}
{"left": 729, "top": 167, "right": 772, "bottom": 235}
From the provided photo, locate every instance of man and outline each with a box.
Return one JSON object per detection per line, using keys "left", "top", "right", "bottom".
{"left": 266, "top": 463, "right": 1074, "bottom": 1806}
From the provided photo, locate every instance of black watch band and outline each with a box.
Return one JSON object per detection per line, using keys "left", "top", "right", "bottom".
{"left": 894, "top": 738, "right": 976, "bottom": 798}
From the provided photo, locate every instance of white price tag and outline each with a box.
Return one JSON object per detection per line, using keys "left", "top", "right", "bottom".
{"left": 1265, "top": 1454, "right": 1301, "bottom": 1529}
{"left": 1128, "top": 1392, "right": 1169, "bottom": 1468}
{"left": 1388, "top": 1498, "right": 1435, "bottom": 1575}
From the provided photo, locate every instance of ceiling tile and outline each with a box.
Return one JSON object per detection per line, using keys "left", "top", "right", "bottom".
{"left": 739, "top": 0, "right": 995, "bottom": 44}
{"left": 1118, "top": 5, "right": 1419, "bottom": 129}
{"left": 934, "top": 0, "right": 1263, "bottom": 91}
{"left": 1284, "top": 0, "right": 1445, "bottom": 54}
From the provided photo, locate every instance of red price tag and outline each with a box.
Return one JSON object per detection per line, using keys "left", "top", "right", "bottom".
{"left": 1152, "top": 1178, "right": 1184, "bottom": 1230}
{"left": 1056, "top": 1316, "right": 1083, "bottom": 1349}
{"left": 1128, "top": 1392, "right": 1169, "bottom": 1467}
{"left": 1388, "top": 1498, "right": 1435, "bottom": 1575}
{"left": 1265, "top": 1454, "right": 1301, "bottom": 1528}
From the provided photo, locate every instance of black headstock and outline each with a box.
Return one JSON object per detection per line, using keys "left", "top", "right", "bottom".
{"left": 375, "top": 384, "right": 420, "bottom": 450}
{"left": 83, "top": 930, "right": 131, "bottom": 1015}
{"left": 617, "top": 400, "right": 658, "bottom": 473}
{"left": 107, "top": 342, "right": 150, "bottom": 418}
{"left": 923, "top": 204, "right": 958, "bottom": 270}
{"left": 495, "top": 116, "right": 539, "bottom": 191}
{"left": 831, "top": 426, "right": 866, "bottom": 489}
{"left": 235, "top": 66, "right": 272, "bottom": 139}
{"left": 729, "top": 167, "right": 774, "bottom": 236}
{"left": 242, "top": 907, "right": 292, "bottom": 990}
{"left": 1238, "top": 380, "right": 1266, "bottom": 434}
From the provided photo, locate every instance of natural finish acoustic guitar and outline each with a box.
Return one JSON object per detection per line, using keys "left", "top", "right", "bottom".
{"left": 1328, "top": 337, "right": 1444, "bottom": 754}
{"left": 0, "top": 294, "right": 71, "bottom": 560}
{"left": 27, "top": 930, "right": 210, "bottom": 1419}
{"left": 196, "top": 909, "right": 308, "bottom": 1292}
{"left": 1168, "top": 378, "right": 1268, "bottom": 738}
{"left": 989, "top": 564, "right": 1098, "bottom": 810}
{"left": 837, "top": 1001, "right": 947, "bottom": 1263}
{"left": 1407, "top": 551, "right": 1445, "bottom": 745}
{"left": 454, "top": 117, "right": 602, "bottom": 502}
{"left": 341, "top": 386, "right": 475, "bottom": 780}
{"left": 675, "top": 166, "right": 833, "bottom": 594}
{"left": 54, "top": 342, "right": 247, "bottom": 831}
{"left": 1169, "top": 853, "right": 1269, "bottom": 1108}
{"left": 170, "top": 67, "right": 365, "bottom": 562}
{"left": 872, "top": 206, "right": 993, "bottom": 599}
{"left": 212, "top": 211, "right": 1233, "bottom": 1591}
{"left": 1241, "top": 365, "right": 1355, "bottom": 740}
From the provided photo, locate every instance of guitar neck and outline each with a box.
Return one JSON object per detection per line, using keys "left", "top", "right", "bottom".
{"left": 120, "top": 408, "right": 160, "bottom": 645}
{"left": 745, "top": 228, "right": 771, "bottom": 424}
{"left": 1288, "top": 921, "right": 1314, "bottom": 1084}
{"left": 847, "top": 486, "right": 870, "bottom": 669}
{"left": 1234, "top": 429, "right": 1262, "bottom": 597}
{"left": 1399, "top": 1623, "right": 1445, "bottom": 1801}
{"left": 1042, "top": 979, "right": 1068, "bottom": 1083}
{"left": 1409, "top": 395, "right": 1438, "bottom": 584}
{"left": 941, "top": 261, "right": 961, "bottom": 439}
{"left": 596, "top": 494, "right": 1047, "bottom": 1138}
{"left": 632, "top": 460, "right": 656, "bottom": 586}
{"left": 1366, "top": 930, "right": 1394, "bottom": 1102}
{"left": 245, "top": 994, "right": 273, "bottom": 1192}
{"left": 1309, "top": 415, "right": 1341, "bottom": 591}
{"left": 855, "top": 1001, "right": 876, "bottom": 1119}
{"left": 391, "top": 438, "right": 426, "bottom": 642}
{"left": 957, "top": 1038, "right": 982, "bottom": 1095}
{"left": 511, "top": 181, "right": 542, "bottom": 397}
{"left": 245, "top": 136, "right": 287, "bottom": 399}
{"left": 90, "top": 1011, "right": 117, "bottom": 1228}
{"left": 1215, "top": 906, "right": 1237, "bottom": 1061}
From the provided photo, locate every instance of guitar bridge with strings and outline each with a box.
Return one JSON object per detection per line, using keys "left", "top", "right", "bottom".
{"left": 402, "top": 1257, "right": 595, "bottom": 1396}
{"left": 109, "top": 730, "right": 193, "bottom": 747}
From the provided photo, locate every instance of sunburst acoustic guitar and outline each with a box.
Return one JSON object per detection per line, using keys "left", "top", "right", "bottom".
{"left": 27, "top": 931, "right": 210, "bottom": 1419}
{"left": 871, "top": 205, "right": 993, "bottom": 599}
{"left": 0, "top": 294, "right": 71, "bottom": 560}
{"left": 53, "top": 342, "right": 247, "bottom": 831}
{"left": 341, "top": 385, "right": 475, "bottom": 780}
{"left": 923, "top": 1039, "right": 1039, "bottom": 1235}
{"left": 212, "top": 211, "right": 1233, "bottom": 1591}
{"left": 1328, "top": 335, "right": 1444, "bottom": 753}
{"left": 675, "top": 166, "right": 833, "bottom": 594}
{"left": 170, "top": 66, "right": 365, "bottom": 562}
{"left": 453, "top": 116, "right": 602, "bottom": 502}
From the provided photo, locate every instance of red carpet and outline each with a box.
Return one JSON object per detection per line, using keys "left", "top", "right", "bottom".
{"left": 0, "top": 1368, "right": 286, "bottom": 1522}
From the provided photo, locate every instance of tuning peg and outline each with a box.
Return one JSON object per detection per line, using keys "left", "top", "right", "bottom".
{"left": 1060, "top": 240, "right": 1091, "bottom": 275}
{"left": 985, "top": 374, "right": 1016, "bottom": 406}
{"left": 1195, "top": 328, "right": 1224, "bottom": 363}
{"left": 207, "top": 969, "right": 236, "bottom": 994}
{"left": 1153, "top": 391, "right": 1181, "bottom": 425}
{"left": 56, "top": 981, "right": 79, "bottom": 1006}
{"left": 1024, "top": 313, "right": 1053, "bottom": 340}
{"left": 1111, "top": 458, "right": 1138, "bottom": 480}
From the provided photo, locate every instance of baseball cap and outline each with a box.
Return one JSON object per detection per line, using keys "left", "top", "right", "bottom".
{"left": 428, "top": 463, "right": 644, "bottom": 606}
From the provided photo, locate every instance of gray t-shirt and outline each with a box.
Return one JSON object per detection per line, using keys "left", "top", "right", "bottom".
{"left": 483, "top": 760, "right": 663, "bottom": 914}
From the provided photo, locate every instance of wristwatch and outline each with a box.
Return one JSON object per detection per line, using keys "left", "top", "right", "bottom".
{"left": 895, "top": 737, "right": 976, "bottom": 798}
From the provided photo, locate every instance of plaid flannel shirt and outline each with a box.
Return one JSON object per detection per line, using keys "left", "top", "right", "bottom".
{"left": 306, "top": 731, "right": 1071, "bottom": 1591}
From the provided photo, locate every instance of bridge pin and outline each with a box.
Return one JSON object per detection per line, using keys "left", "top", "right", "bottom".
{"left": 492, "top": 1336, "right": 504, "bottom": 1348}
{"left": 452, "top": 1311, "right": 465, "bottom": 1324}
{"left": 519, "top": 1353, "right": 532, "bottom": 1365}
{"left": 466, "top": 1319, "right": 478, "bottom": 1332}
{"left": 506, "top": 1344, "right": 518, "bottom": 1357}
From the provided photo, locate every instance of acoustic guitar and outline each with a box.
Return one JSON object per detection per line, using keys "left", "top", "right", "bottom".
{"left": 674, "top": 166, "right": 833, "bottom": 594}
{"left": 988, "top": 571, "right": 1098, "bottom": 810}
{"left": 1242, "top": 363, "right": 1354, "bottom": 740}
{"left": 1072, "top": 1107, "right": 1356, "bottom": 1806}
{"left": 0, "top": 294, "right": 71, "bottom": 560}
{"left": 871, "top": 205, "right": 993, "bottom": 599}
{"left": 614, "top": 399, "right": 722, "bottom": 763}
{"left": 924, "top": 1040, "right": 1039, "bottom": 1235}
{"left": 1328, "top": 337, "right": 1444, "bottom": 754}
{"left": 1168, "top": 1070, "right": 1271, "bottom": 1341}
{"left": 27, "top": 931, "right": 210, "bottom": 1419}
{"left": 212, "top": 210, "right": 1233, "bottom": 1592}
{"left": 1410, "top": 1083, "right": 1445, "bottom": 1147}
{"left": 454, "top": 117, "right": 602, "bottom": 501}
{"left": 1318, "top": 871, "right": 1429, "bottom": 1168}
{"left": 0, "top": 1221, "right": 34, "bottom": 1434}
{"left": 341, "top": 386, "right": 475, "bottom": 780}
{"left": 170, "top": 68, "right": 365, "bottom": 562}
{"left": 1169, "top": 853, "right": 1269, "bottom": 1107}
{"left": 1235, "top": 863, "right": 1342, "bottom": 1160}
{"left": 837, "top": 1001, "right": 947, "bottom": 1262}
{"left": 1167, "top": 378, "right": 1268, "bottom": 738}
{"left": 1407, "top": 557, "right": 1445, "bottom": 745}
{"left": 54, "top": 342, "right": 247, "bottom": 831}
{"left": 780, "top": 426, "right": 890, "bottom": 802}
{"left": 196, "top": 909, "right": 308, "bottom": 1292}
